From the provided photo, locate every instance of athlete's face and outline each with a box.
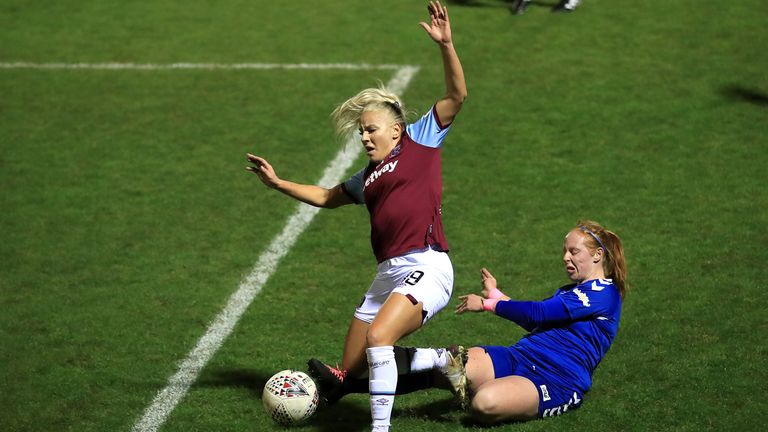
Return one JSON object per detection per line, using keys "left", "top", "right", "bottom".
{"left": 563, "top": 229, "right": 604, "bottom": 283}
{"left": 359, "top": 110, "right": 402, "bottom": 163}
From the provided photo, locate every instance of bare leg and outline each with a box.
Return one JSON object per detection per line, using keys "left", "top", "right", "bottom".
{"left": 470, "top": 376, "right": 539, "bottom": 423}
{"left": 464, "top": 347, "right": 496, "bottom": 391}
{"left": 463, "top": 347, "right": 539, "bottom": 424}
{"left": 340, "top": 293, "right": 425, "bottom": 374}
{"left": 340, "top": 317, "right": 370, "bottom": 377}
{"left": 367, "top": 293, "right": 424, "bottom": 347}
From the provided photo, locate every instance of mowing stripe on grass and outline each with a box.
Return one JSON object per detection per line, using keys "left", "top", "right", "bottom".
{"left": 130, "top": 64, "right": 419, "bottom": 432}
{"left": 0, "top": 61, "right": 410, "bottom": 71}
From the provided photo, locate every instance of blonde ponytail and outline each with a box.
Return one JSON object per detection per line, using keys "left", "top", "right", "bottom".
{"left": 330, "top": 85, "right": 406, "bottom": 140}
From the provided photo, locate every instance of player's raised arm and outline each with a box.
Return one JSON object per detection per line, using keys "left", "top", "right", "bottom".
{"left": 246, "top": 153, "right": 352, "bottom": 209}
{"left": 419, "top": 1, "right": 467, "bottom": 126}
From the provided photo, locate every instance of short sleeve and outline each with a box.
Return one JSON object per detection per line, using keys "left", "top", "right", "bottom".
{"left": 341, "top": 167, "right": 366, "bottom": 204}
{"left": 405, "top": 105, "right": 451, "bottom": 149}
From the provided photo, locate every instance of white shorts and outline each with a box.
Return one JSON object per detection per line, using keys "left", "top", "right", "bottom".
{"left": 354, "top": 247, "right": 454, "bottom": 324}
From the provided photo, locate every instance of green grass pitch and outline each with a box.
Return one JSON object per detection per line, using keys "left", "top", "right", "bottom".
{"left": 1, "top": 1, "right": 766, "bottom": 431}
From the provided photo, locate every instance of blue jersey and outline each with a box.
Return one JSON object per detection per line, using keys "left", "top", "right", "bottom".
{"left": 496, "top": 279, "right": 622, "bottom": 392}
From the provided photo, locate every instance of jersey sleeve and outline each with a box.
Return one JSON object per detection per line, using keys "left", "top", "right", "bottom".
{"left": 557, "top": 280, "right": 619, "bottom": 321}
{"left": 494, "top": 296, "right": 571, "bottom": 332}
{"left": 405, "top": 105, "right": 451, "bottom": 149}
{"left": 341, "top": 167, "right": 366, "bottom": 204}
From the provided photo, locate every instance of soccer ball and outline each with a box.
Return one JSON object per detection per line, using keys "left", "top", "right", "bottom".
{"left": 262, "top": 369, "right": 319, "bottom": 425}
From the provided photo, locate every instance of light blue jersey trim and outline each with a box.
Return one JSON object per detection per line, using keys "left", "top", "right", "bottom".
{"left": 406, "top": 106, "right": 451, "bottom": 149}
{"left": 342, "top": 106, "right": 450, "bottom": 204}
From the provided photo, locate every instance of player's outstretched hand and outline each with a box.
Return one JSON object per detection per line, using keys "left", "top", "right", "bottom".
{"left": 456, "top": 294, "right": 484, "bottom": 314}
{"left": 480, "top": 267, "right": 497, "bottom": 298}
{"left": 419, "top": 1, "right": 452, "bottom": 45}
{"left": 246, "top": 153, "right": 281, "bottom": 189}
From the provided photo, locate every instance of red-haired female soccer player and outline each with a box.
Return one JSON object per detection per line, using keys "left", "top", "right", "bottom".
{"left": 448, "top": 220, "right": 628, "bottom": 423}
{"left": 246, "top": 2, "right": 466, "bottom": 431}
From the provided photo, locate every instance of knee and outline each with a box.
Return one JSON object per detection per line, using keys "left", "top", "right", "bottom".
{"left": 365, "top": 325, "right": 394, "bottom": 348}
{"left": 470, "top": 391, "right": 502, "bottom": 425}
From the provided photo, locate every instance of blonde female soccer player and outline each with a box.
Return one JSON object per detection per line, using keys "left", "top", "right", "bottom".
{"left": 246, "top": 2, "right": 466, "bottom": 431}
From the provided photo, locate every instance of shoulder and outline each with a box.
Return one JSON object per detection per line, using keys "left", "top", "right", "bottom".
{"left": 405, "top": 105, "right": 451, "bottom": 149}
{"left": 581, "top": 279, "right": 619, "bottom": 296}
{"left": 557, "top": 279, "right": 620, "bottom": 310}
{"left": 574, "top": 279, "right": 620, "bottom": 305}
{"left": 341, "top": 165, "right": 372, "bottom": 204}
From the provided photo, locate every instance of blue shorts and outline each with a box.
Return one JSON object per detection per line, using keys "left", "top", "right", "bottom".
{"left": 481, "top": 345, "right": 585, "bottom": 418}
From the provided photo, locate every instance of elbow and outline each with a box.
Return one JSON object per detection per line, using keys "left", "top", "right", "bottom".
{"left": 450, "top": 92, "right": 467, "bottom": 115}
{"left": 320, "top": 187, "right": 347, "bottom": 209}
{"left": 316, "top": 195, "right": 335, "bottom": 208}
{"left": 459, "top": 89, "right": 468, "bottom": 103}
{"left": 452, "top": 90, "right": 467, "bottom": 107}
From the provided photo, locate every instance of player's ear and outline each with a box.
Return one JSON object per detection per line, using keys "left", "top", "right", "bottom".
{"left": 593, "top": 248, "right": 604, "bottom": 263}
{"left": 392, "top": 122, "right": 403, "bottom": 140}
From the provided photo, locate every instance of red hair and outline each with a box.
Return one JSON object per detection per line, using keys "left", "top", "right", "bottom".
{"left": 576, "top": 220, "right": 628, "bottom": 298}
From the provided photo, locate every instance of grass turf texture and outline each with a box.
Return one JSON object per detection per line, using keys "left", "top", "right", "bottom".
{"left": 1, "top": 0, "right": 766, "bottom": 431}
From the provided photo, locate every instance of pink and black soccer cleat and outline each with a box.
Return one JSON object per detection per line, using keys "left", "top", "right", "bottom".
{"left": 307, "top": 358, "right": 348, "bottom": 405}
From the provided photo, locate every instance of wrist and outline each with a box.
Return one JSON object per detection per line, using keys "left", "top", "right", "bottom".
{"left": 272, "top": 178, "right": 287, "bottom": 191}
{"left": 482, "top": 298, "right": 499, "bottom": 313}
{"left": 486, "top": 288, "right": 505, "bottom": 300}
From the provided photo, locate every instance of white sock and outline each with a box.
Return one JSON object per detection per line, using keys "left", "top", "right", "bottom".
{"left": 566, "top": 0, "right": 581, "bottom": 9}
{"left": 410, "top": 348, "right": 448, "bottom": 372}
{"left": 367, "top": 346, "right": 397, "bottom": 431}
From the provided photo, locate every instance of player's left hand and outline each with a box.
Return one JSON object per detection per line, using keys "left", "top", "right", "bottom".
{"left": 419, "top": 1, "right": 452, "bottom": 45}
{"left": 480, "top": 267, "right": 498, "bottom": 298}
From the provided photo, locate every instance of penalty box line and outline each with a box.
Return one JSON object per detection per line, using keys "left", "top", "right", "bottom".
{"left": 129, "top": 64, "right": 420, "bottom": 432}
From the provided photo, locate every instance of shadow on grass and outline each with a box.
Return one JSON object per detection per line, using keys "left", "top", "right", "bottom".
{"left": 720, "top": 85, "right": 768, "bottom": 107}
{"left": 196, "top": 368, "right": 504, "bottom": 430}
{"left": 312, "top": 399, "right": 370, "bottom": 432}
{"left": 399, "top": 396, "right": 460, "bottom": 423}
{"left": 314, "top": 395, "right": 470, "bottom": 431}
{"left": 402, "top": 395, "right": 525, "bottom": 429}
{"left": 198, "top": 368, "right": 370, "bottom": 431}
{"left": 197, "top": 367, "right": 270, "bottom": 397}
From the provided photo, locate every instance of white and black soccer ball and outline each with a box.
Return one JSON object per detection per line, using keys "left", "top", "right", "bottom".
{"left": 262, "top": 369, "right": 319, "bottom": 426}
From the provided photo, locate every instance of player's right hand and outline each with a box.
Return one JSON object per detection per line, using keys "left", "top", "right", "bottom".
{"left": 246, "top": 153, "right": 281, "bottom": 189}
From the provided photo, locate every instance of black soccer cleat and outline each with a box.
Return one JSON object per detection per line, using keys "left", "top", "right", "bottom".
{"left": 307, "top": 358, "right": 348, "bottom": 405}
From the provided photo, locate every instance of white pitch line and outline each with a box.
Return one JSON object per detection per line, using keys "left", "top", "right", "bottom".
{"left": 0, "top": 61, "right": 413, "bottom": 71}
{"left": 130, "top": 64, "right": 419, "bottom": 432}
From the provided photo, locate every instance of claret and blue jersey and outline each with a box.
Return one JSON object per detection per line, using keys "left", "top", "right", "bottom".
{"left": 342, "top": 106, "right": 452, "bottom": 263}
